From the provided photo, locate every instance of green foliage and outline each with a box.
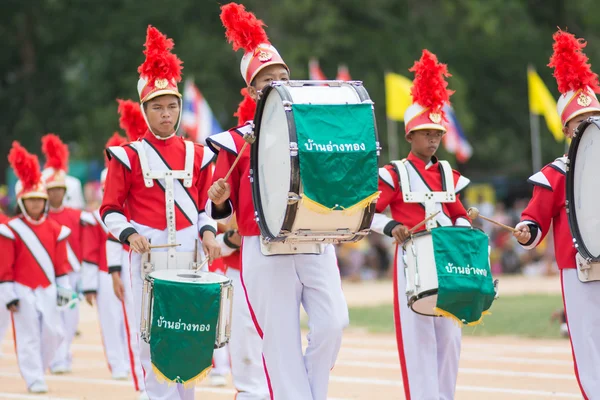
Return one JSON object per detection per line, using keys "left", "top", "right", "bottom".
{"left": 348, "top": 294, "right": 565, "bottom": 339}
{"left": 1, "top": 0, "right": 597, "bottom": 182}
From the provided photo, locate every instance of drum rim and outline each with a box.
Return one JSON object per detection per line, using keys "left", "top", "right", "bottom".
{"left": 147, "top": 269, "right": 231, "bottom": 284}
{"left": 401, "top": 226, "right": 485, "bottom": 248}
{"left": 251, "top": 82, "right": 301, "bottom": 241}
{"left": 407, "top": 288, "right": 440, "bottom": 317}
{"left": 566, "top": 117, "right": 600, "bottom": 262}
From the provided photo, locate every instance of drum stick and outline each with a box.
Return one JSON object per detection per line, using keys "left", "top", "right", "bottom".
{"left": 408, "top": 211, "right": 440, "bottom": 234}
{"left": 224, "top": 142, "right": 249, "bottom": 181}
{"left": 149, "top": 243, "right": 182, "bottom": 249}
{"left": 467, "top": 207, "right": 517, "bottom": 233}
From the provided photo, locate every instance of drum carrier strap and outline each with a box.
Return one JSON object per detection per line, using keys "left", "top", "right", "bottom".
{"left": 391, "top": 159, "right": 455, "bottom": 230}
{"left": 131, "top": 140, "right": 195, "bottom": 269}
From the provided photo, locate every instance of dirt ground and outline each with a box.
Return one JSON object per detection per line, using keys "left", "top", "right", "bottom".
{"left": 0, "top": 275, "right": 581, "bottom": 400}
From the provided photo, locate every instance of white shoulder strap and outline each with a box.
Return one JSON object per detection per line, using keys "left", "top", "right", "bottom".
{"left": 390, "top": 159, "right": 412, "bottom": 200}
{"left": 438, "top": 161, "right": 456, "bottom": 198}
{"left": 130, "top": 142, "right": 154, "bottom": 188}
{"left": 183, "top": 141, "right": 194, "bottom": 188}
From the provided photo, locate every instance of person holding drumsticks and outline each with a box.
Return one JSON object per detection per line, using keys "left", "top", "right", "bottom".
{"left": 100, "top": 26, "right": 220, "bottom": 400}
{"left": 206, "top": 3, "right": 349, "bottom": 399}
{"left": 370, "top": 50, "right": 471, "bottom": 400}
{"left": 513, "top": 29, "right": 600, "bottom": 398}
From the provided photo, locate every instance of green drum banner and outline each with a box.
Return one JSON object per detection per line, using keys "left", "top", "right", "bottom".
{"left": 150, "top": 278, "right": 221, "bottom": 386}
{"left": 293, "top": 103, "right": 379, "bottom": 214}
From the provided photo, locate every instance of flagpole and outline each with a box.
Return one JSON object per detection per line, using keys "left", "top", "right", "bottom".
{"left": 387, "top": 117, "right": 399, "bottom": 161}
{"left": 529, "top": 112, "right": 542, "bottom": 173}
{"left": 528, "top": 65, "right": 542, "bottom": 173}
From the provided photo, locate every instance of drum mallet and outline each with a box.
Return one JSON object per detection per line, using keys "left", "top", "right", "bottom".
{"left": 224, "top": 131, "right": 256, "bottom": 181}
{"left": 408, "top": 211, "right": 441, "bottom": 234}
{"left": 467, "top": 207, "right": 517, "bottom": 233}
{"left": 149, "top": 243, "right": 182, "bottom": 249}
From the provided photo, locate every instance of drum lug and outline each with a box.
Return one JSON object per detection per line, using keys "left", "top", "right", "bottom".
{"left": 283, "top": 101, "right": 292, "bottom": 111}
{"left": 290, "top": 142, "right": 298, "bottom": 156}
{"left": 287, "top": 192, "right": 302, "bottom": 204}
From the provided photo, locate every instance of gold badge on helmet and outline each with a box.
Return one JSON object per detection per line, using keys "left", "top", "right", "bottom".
{"left": 154, "top": 78, "right": 169, "bottom": 89}
{"left": 577, "top": 92, "right": 592, "bottom": 107}
{"left": 258, "top": 50, "right": 272, "bottom": 62}
{"left": 429, "top": 112, "right": 442, "bottom": 124}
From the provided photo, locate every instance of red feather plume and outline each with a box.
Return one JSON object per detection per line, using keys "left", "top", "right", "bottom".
{"left": 548, "top": 29, "right": 600, "bottom": 94}
{"left": 409, "top": 50, "right": 454, "bottom": 117}
{"left": 104, "top": 132, "right": 127, "bottom": 168}
{"left": 220, "top": 3, "right": 270, "bottom": 53}
{"left": 137, "top": 25, "right": 183, "bottom": 83}
{"left": 8, "top": 141, "right": 42, "bottom": 192}
{"left": 117, "top": 99, "right": 147, "bottom": 141}
{"left": 41, "top": 133, "right": 69, "bottom": 171}
{"left": 233, "top": 88, "right": 256, "bottom": 125}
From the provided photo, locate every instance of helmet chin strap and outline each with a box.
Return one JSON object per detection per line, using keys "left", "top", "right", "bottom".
{"left": 140, "top": 97, "right": 183, "bottom": 140}
{"left": 18, "top": 197, "right": 47, "bottom": 225}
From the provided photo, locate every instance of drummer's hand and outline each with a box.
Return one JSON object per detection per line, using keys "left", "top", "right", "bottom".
{"left": 391, "top": 224, "right": 410, "bottom": 243}
{"left": 202, "top": 232, "right": 222, "bottom": 261}
{"left": 111, "top": 272, "right": 125, "bottom": 302}
{"left": 513, "top": 224, "right": 531, "bottom": 244}
{"left": 128, "top": 233, "right": 150, "bottom": 253}
{"left": 85, "top": 292, "right": 96, "bottom": 306}
{"left": 208, "top": 179, "right": 231, "bottom": 206}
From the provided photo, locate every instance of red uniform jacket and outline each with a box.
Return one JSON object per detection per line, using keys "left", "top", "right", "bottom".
{"left": 48, "top": 206, "right": 95, "bottom": 273}
{"left": 206, "top": 123, "right": 258, "bottom": 236}
{"left": 0, "top": 216, "right": 71, "bottom": 289}
{"left": 0, "top": 213, "right": 8, "bottom": 224}
{"left": 100, "top": 131, "right": 215, "bottom": 243}
{"left": 375, "top": 152, "right": 470, "bottom": 235}
{"left": 518, "top": 157, "right": 575, "bottom": 270}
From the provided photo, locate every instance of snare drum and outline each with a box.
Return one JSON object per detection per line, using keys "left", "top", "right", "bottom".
{"left": 402, "top": 227, "right": 496, "bottom": 324}
{"left": 140, "top": 269, "right": 233, "bottom": 385}
{"left": 250, "top": 80, "right": 380, "bottom": 244}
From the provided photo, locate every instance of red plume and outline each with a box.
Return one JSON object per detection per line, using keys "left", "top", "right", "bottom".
{"left": 220, "top": 3, "right": 270, "bottom": 53}
{"left": 233, "top": 88, "right": 257, "bottom": 125}
{"left": 137, "top": 25, "right": 183, "bottom": 83}
{"left": 548, "top": 29, "right": 600, "bottom": 94}
{"left": 8, "top": 141, "right": 42, "bottom": 192}
{"left": 41, "top": 133, "right": 69, "bottom": 171}
{"left": 409, "top": 50, "right": 454, "bottom": 117}
{"left": 104, "top": 132, "right": 127, "bottom": 168}
{"left": 117, "top": 99, "right": 147, "bottom": 141}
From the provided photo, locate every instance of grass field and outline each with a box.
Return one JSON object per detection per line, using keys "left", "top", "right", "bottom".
{"left": 349, "top": 294, "right": 566, "bottom": 339}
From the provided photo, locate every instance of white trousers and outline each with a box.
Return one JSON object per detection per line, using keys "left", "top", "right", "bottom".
{"left": 96, "top": 271, "right": 129, "bottom": 376}
{"left": 241, "top": 236, "right": 349, "bottom": 400}
{"left": 227, "top": 267, "right": 269, "bottom": 400}
{"left": 51, "top": 271, "right": 80, "bottom": 371}
{"left": 129, "top": 223, "right": 199, "bottom": 400}
{"left": 393, "top": 246, "right": 461, "bottom": 400}
{"left": 121, "top": 249, "right": 145, "bottom": 393}
{"left": 0, "top": 306, "right": 9, "bottom": 353}
{"left": 12, "top": 284, "right": 64, "bottom": 387}
{"left": 561, "top": 268, "right": 600, "bottom": 399}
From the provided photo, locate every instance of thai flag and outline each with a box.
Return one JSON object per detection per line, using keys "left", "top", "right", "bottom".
{"left": 442, "top": 104, "right": 472, "bottom": 163}
{"left": 182, "top": 80, "right": 223, "bottom": 145}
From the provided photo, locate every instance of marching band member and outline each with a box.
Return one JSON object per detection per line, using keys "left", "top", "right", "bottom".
{"left": 0, "top": 210, "right": 10, "bottom": 358}
{"left": 100, "top": 26, "right": 219, "bottom": 400}
{"left": 81, "top": 133, "right": 139, "bottom": 383}
{"left": 207, "top": 91, "right": 269, "bottom": 398}
{"left": 513, "top": 29, "right": 600, "bottom": 398}
{"left": 370, "top": 50, "right": 471, "bottom": 400}
{"left": 40, "top": 133, "right": 96, "bottom": 375}
{"left": 1, "top": 142, "right": 72, "bottom": 393}
{"left": 207, "top": 4, "right": 349, "bottom": 399}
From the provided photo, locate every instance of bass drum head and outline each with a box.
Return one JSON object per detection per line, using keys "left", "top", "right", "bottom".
{"left": 568, "top": 118, "right": 600, "bottom": 260}
{"left": 255, "top": 88, "right": 292, "bottom": 238}
{"left": 149, "top": 269, "right": 230, "bottom": 284}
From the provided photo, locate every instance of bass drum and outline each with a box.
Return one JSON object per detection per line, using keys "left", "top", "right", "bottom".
{"left": 566, "top": 116, "right": 600, "bottom": 264}
{"left": 250, "top": 80, "right": 379, "bottom": 243}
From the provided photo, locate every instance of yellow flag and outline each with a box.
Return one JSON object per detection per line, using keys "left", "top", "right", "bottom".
{"left": 385, "top": 72, "right": 413, "bottom": 121}
{"left": 527, "top": 67, "right": 564, "bottom": 142}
